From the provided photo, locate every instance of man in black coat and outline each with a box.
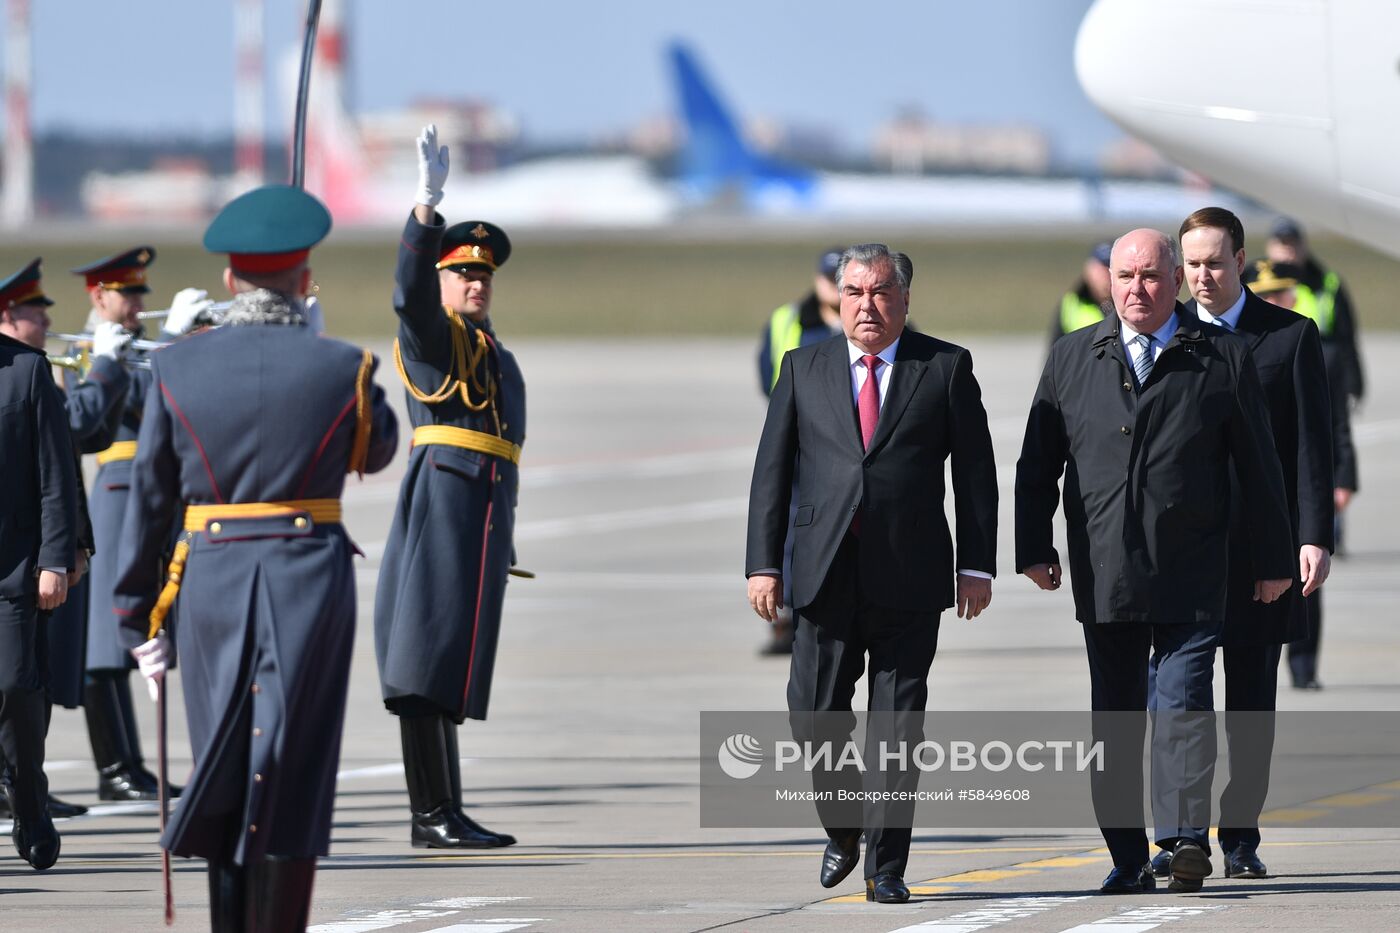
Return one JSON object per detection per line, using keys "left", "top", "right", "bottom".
{"left": 1141, "top": 209, "right": 1334, "bottom": 882}
{"left": 1015, "top": 229, "right": 1295, "bottom": 895}
{"left": 0, "top": 259, "right": 80, "bottom": 870}
{"left": 746, "top": 243, "right": 998, "bottom": 904}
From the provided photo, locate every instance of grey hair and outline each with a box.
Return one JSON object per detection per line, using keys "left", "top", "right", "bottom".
{"left": 1111, "top": 230, "right": 1181, "bottom": 267}
{"left": 835, "top": 243, "right": 914, "bottom": 291}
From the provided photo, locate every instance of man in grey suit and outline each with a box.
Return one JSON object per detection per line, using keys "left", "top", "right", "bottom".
{"left": 746, "top": 243, "right": 999, "bottom": 904}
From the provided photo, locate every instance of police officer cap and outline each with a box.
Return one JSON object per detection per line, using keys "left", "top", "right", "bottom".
{"left": 437, "top": 221, "right": 510, "bottom": 272}
{"left": 71, "top": 245, "right": 156, "bottom": 293}
{"left": 817, "top": 247, "right": 845, "bottom": 281}
{"left": 1247, "top": 259, "right": 1302, "bottom": 295}
{"left": 0, "top": 258, "right": 53, "bottom": 307}
{"left": 204, "top": 185, "right": 332, "bottom": 274}
{"left": 1090, "top": 241, "right": 1113, "bottom": 266}
{"left": 1269, "top": 216, "right": 1304, "bottom": 241}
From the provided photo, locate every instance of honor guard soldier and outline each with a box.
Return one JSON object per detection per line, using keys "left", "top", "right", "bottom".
{"left": 67, "top": 246, "right": 176, "bottom": 801}
{"left": 375, "top": 124, "right": 524, "bottom": 848}
{"left": 113, "top": 185, "right": 398, "bottom": 931}
{"left": 0, "top": 260, "right": 81, "bottom": 870}
{"left": 0, "top": 259, "right": 131, "bottom": 822}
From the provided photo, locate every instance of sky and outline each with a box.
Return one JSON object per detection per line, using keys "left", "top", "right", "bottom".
{"left": 16, "top": 0, "right": 1123, "bottom": 167}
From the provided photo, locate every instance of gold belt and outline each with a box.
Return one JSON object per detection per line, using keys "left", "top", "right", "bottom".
{"left": 96, "top": 441, "right": 138, "bottom": 466}
{"left": 148, "top": 498, "right": 343, "bottom": 637}
{"left": 412, "top": 425, "right": 520, "bottom": 465}
{"left": 183, "top": 499, "right": 343, "bottom": 532}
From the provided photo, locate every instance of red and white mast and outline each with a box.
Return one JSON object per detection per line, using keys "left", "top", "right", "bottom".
{"left": 233, "top": 0, "right": 265, "bottom": 187}
{"left": 2, "top": 0, "right": 34, "bottom": 227}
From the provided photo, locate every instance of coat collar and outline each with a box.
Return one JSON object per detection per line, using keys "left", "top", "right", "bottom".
{"left": 818, "top": 331, "right": 928, "bottom": 455}
{"left": 1091, "top": 303, "right": 1204, "bottom": 355}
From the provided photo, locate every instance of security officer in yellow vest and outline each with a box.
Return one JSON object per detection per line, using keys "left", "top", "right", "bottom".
{"left": 1048, "top": 241, "right": 1112, "bottom": 350}
{"left": 754, "top": 248, "right": 845, "bottom": 655}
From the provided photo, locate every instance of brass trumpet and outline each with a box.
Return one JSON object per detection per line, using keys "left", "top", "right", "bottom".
{"left": 47, "top": 331, "right": 171, "bottom": 352}
{"left": 137, "top": 299, "right": 233, "bottom": 324}
{"left": 45, "top": 336, "right": 153, "bottom": 373}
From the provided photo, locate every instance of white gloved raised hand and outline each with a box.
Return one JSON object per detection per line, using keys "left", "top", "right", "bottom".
{"left": 164, "top": 287, "right": 215, "bottom": 336}
{"left": 90, "top": 320, "right": 133, "bottom": 362}
{"left": 415, "top": 123, "right": 449, "bottom": 207}
{"left": 132, "top": 632, "right": 171, "bottom": 702}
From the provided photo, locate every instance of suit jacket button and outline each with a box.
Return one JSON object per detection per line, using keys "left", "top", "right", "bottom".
{"left": 1120, "top": 426, "right": 1131, "bottom": 435}
{"left": 1122, "top": 382, "right": 1131, "bottom": 391}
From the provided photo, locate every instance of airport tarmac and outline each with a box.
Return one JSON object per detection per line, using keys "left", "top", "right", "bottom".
{"left": 5, "top": 334, "right": 1399, "bottom": 932}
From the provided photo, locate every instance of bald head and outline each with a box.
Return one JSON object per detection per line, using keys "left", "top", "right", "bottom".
{"left": 1109, "top": 228, "right": 1183, "bottom": 334}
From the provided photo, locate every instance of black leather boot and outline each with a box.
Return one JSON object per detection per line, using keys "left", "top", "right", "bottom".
{"left": 85, "top": 674, "right": 158, "bottom": 801}
{"left": 246, "top": 855, "right": 316, "bottom": 933}
{"left": 400, "top": 715, "right": 501, "bottom": 849}
{"left": 441, "top": 715, "right": 515, "bottom": 846}
{"left": 5, "top": 783, "right": 60, "bottom": 870}
{"left": 207, "top": 856, "right": 247, "bottom": 933}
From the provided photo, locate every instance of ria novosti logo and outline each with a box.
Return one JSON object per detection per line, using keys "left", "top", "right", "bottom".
{"left": 717, "top": 733, "right": 764, "bottom": 779}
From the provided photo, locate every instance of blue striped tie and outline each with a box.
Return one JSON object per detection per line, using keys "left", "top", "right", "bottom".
{"left": 1132, "top": 333, "right": 1154, "bottom": 387}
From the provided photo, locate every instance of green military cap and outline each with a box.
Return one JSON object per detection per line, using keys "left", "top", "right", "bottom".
{"left": 0, "top": 258, "right": 54, "bottom": 307}
{"left": 71, "top": 246, "right": 156, "bottom": 293}
{"left": 437, "top": 221, "right": 511, "bottom": 272}
{"left": 204, "top": 185, "right": 332, "bottom": 274}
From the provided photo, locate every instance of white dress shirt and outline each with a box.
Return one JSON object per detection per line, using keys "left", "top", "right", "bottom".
{"left": 1195, "top": 288, "right": 1246, "bottom": 332}
{"left": 1120, "top": 314, "right": 1179, "bottom": 369}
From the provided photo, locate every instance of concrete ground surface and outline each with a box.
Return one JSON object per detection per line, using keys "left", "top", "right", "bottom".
{"left": 4, "top": 334, "right": 1398, "bottom": 932}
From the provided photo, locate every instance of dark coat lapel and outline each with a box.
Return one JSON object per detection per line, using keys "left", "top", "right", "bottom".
{"left": 819, "top": 338, "right": 863, "bottom": 452}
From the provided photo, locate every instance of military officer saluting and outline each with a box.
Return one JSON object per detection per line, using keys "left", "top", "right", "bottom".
{"left": 113, "top": 185, "right": 397, "bottom": 931}
{"left": 375, "top": 125, "right": 524, "bottom": 848}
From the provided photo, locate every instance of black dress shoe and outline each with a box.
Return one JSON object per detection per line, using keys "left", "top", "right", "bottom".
{"left": 46, "top": 794, "right": 88, "bottom": 819}
{"left": 1099, "top": 864, "right": 1155, "bottom": 894}
{"left": 11, "top": 809, "right": 60, "bottom": 870}
{"left": 1167, "top": 840, "right": 1212, "bottom": 892}
{"left": 97, "top": 765, "right": 159, "bottom": 802}
{"left": 411, "top": 803, "right": 504, "bottom": 849}
{"left": 1224, "top": 846, "right": 1268, "bottom": 878}
{"left": 819, "top": 830, "right": 860, "bottom": 888}
{"left": 865, "top": 872, "right": 910, "bottom": 903}
{"left": 458, "top": 809, "right": 516, "bottom": 847}
{"left": 1150, "top": 849, "right": 1172, "bottom": 878}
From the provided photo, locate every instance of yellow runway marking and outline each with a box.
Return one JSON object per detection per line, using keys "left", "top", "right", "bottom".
{"left": 1309, "top": 792, "right": 1394, "bottom": 808}
{"left": 822, "top": 846, "right": 1110, "bottom": 903}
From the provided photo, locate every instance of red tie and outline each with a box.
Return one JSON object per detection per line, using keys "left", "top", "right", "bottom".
{"left": 859, "top": 354, "right": 881, "bottom": 450}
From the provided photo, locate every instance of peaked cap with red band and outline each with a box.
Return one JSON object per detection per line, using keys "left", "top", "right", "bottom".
{"left": 71, "top": 245, "right": 156, "bottom": 293}
{"left": 437, "top": 220, "right": 511, "bottom": 272}
{"left": 203, "top": 184, "right": 332, "bottom": 273}
{"left": 0, "top": 258, "right": 54, "bottom": 307}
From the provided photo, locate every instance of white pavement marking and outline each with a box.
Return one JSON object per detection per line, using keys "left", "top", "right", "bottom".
{"left": 1049, "top": 904, "right": 1225, "bottom": 933}
{"left": 308, "top": 897, "right": 539, "bottom": 933}
{"left": 336, "top": 762, "right": 405, "bottom": 781}
{"left": 886, "top": 896, "right": 1091, "bottom": 933}
{"left": 414, "top": 918, "right": 540, "bottom": 924}
{"left": 308, "top": 909, "right": 459, "bottom": 933}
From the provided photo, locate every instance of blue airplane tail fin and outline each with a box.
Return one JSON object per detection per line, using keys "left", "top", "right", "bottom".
{"left": 667, "top": 41, "right": 812, "bottom": 202}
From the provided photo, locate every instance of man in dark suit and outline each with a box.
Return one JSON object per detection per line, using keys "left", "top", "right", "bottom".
{"left": 1141, "top": 209, "right": 1333, "bottom": 881}
{"left": 746, "top": 243, "right": 998, "bottom": 904}
{"left": 1015, "top": 229, "right": 1295, "bottom": 895}
{"left": 0, "top": 258, "right": 80, "bottom": 870}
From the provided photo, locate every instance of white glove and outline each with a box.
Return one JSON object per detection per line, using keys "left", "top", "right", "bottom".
{"left": 90, "top": 320, "right": 132, "bottom": 362}
{"left": 415, "top": 123, "right": 449, "bottom": 207}
{"left": 164, "top": 287, "right": 215, "bottom": 336}
{"left": 132, "top": 632, "right": 171, "bottom": 702}
{"left": 304, "top": 295, "right": 326, "bottom": 334}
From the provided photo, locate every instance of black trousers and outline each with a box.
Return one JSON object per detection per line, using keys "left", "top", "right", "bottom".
{"left": 1084, "top": 619, "right": 1218, "bottom": 868}
{"left": 786, "top": 533, "right": 941, "bottom": 879}
{"left": 1218, "top": 642, "right": 1281, "bottom": 854}
{"left": 0, "top": 594, "right": 50, "bottom": 821}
